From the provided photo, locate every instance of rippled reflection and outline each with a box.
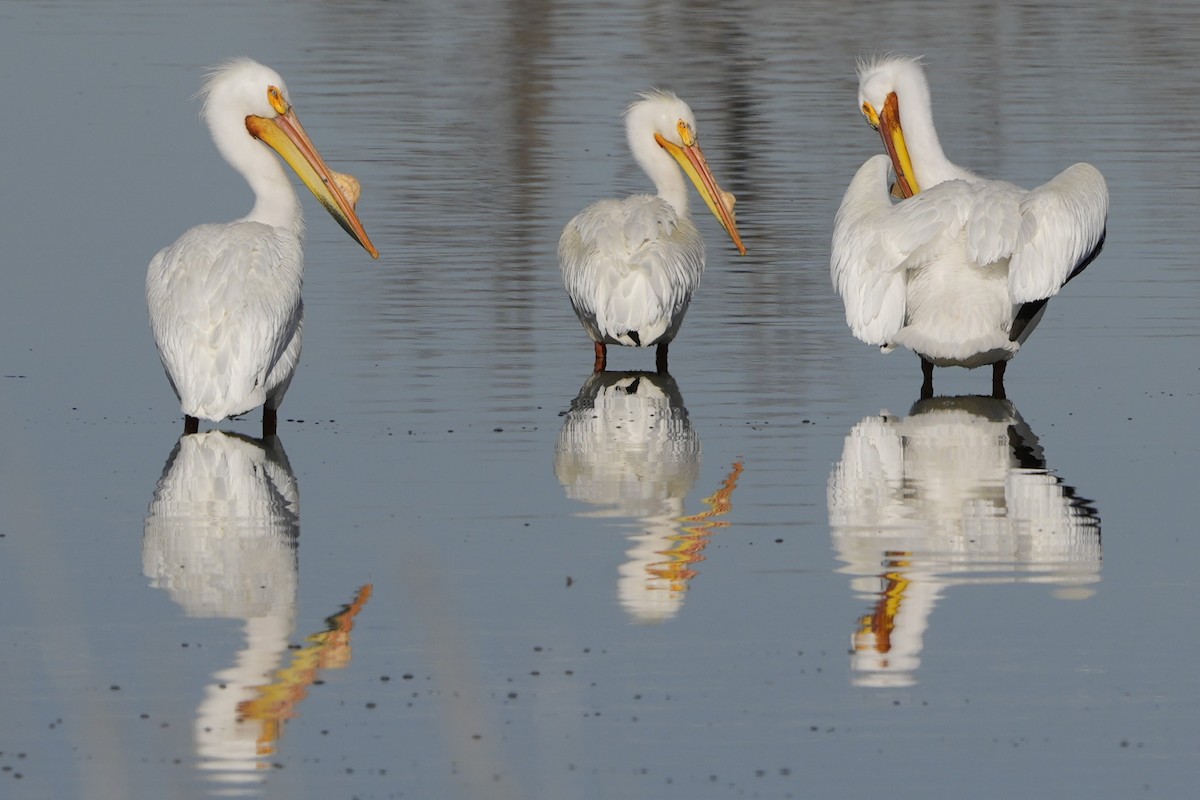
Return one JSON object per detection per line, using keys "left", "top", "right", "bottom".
{"left": 142, "top": 432, "right": 370, "bottom": 794}
{"left": 827, "top": 397, "right": 1101, "bottom": 688}
{"left": 555, "top": 371, "right": 741, "bottom": 623}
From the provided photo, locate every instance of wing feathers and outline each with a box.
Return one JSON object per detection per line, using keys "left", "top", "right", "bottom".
{"left": 1008, "top": 163, "right": 1109, "bottom": 302}
{"left": 831, "top": 156, "right": 908, "bottom": 345}
{"left": 965, "top": 184, "right": 1022, "bottom": 267}
{"left": 834, "top": 155, "right": 1109, "bottom": 348}
{"left": 560, "top": 196, "right": 704, "bottom": 347}
{"left": 832, "top": 156, "right": 973, "bottom": 345}
{"left": 147, "top": 222, "right": 303, "bottom": 420}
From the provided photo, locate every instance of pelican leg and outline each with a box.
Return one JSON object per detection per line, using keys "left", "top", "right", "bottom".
{"left": 656, "top": 342, "right": 669, "bottom": 374}
{"left": 920, "top": 357, "right": 934, "bottom": 400}
{"left": 263, "top": 406, "right": 278, "bottom": 438}
{"left": 183, "top": 415, "right": 200, "bottom": 435}
{"left": 991, "top": 361, "right": 1007, "bottom": 400}
{"left": 593, "top": 341, "right": 607, "bottom": 373}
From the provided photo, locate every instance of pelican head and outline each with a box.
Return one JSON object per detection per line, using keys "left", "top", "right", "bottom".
{"left": 855, "top": 55, "right": 930, "bottom": 199}
{"left": 201, "top": 58, "right": 378, "bottom": 258}
{"left": 625, "top": 90, "right": 745, "bottom": 255}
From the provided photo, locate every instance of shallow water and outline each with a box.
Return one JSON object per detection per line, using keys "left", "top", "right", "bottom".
{"left": 1, "top": 1, "right": 1198, "bottom": 798}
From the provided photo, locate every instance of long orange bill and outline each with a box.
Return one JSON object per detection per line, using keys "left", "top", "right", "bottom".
{"left": 876, "top": 92, "right": 919, "bottom": 199}
{"left": 656, "top": 132, "right": 747, "bottom": 255}
{"left": 246, "top": 108, "right": 379, "bottom": 258}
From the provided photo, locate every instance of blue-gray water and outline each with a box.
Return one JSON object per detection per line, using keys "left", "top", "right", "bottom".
{"left": 1, "top": 1, "right": 1197, "bottom": 798}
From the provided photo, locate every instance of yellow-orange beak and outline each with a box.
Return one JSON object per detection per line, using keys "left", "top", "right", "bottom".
{"left": 864, "top": 92, "right": 919, "bottom": 199}
{"left": 655, "top": 127, "right": 746, "bottom": 255}
{"left": 246, "top": 108, "right": 379, "bottom": 259}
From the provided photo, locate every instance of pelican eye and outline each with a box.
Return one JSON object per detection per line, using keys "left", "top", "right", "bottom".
{"left": 267, "top": 85, "right": 289, "bottom": 116}
{"left": 676, "top": 120, "right": 696, "bottom": 147}
{"left": 862, "top": 102, "right": 880, "bottom": 130}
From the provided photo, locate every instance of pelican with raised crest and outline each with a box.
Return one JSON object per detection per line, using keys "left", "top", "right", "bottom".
{"left": 559, "top": 90, "right": 746, "bottom": 373}
{"left": 146, "top": 59, "right": 378, "bottom": 436}
{"left": 831, "top": 55, "right": 1108, "bottom": 397}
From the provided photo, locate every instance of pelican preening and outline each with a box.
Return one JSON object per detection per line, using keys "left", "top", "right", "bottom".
{"left": 147, "top": 59, "right": 378, "bottom": 437}
{"left": 559, "top": 90, "right": 746, "bottom": 373}
{"left": 832, "top": 55, "right": 1108, "bottom": 398}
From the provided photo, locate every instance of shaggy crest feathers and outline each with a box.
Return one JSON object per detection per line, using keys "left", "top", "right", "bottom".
{"left": 856, "top": 53, "right": 932, "bottom": 112}
{"left": 855, "top": 53, "right": 925, "bottom": 83}
{"left": 628, "top": 87, "right": 679, "bottom": 110}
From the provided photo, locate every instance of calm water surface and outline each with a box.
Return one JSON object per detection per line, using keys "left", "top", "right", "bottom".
{"left": 1, "top": 1, "right": 1198, "bottom": 798}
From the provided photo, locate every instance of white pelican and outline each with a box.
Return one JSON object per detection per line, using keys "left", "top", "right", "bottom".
{"left": 831, "top": 56, "right": 1108, "bottom": 397}
{"left": 146, "top": 59, "right": 378, "bottom": 436}
{"left": 559, "top": 90, "right": 746, "bottom": 373}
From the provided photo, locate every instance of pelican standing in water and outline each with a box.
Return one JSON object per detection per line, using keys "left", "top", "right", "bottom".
{"left": 559, "top": 90, "right": 745, "bottom": 373}
{"left": 147, "top": 59, "right": 378, "bottom": 436}
{"left": 831, "top": 55, "right": 1108, "bottom": 398}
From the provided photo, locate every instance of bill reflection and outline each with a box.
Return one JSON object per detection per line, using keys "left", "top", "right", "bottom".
{"left": 555, "top": 371, "right": 741, "bottom": 623}
{"left": 827, "top": 396, "right": 1101, "bottom": 688}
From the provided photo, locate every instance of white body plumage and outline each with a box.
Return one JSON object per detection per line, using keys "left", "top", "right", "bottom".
{"left": 560, "top": 194, "right": 704, "bottom": 351}
{"left": 148, "top": 217, "right": 305, "bottom": 422}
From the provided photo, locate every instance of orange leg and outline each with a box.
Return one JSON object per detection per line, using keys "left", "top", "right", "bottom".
{"left": 593, "top": 341, "right": 607, "bottom": 373}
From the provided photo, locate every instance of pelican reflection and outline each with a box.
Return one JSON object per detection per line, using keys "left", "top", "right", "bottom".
{"left": 827, "top": 396, "right": 1100, "bottom": 687}
{"left": 143, "top": 431, "right": 369, "bottom": 791}
{"left": 555, "top": 371, "right": 741, "bottom": 623}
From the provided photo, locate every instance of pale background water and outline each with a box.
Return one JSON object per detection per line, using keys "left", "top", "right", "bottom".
{"left": 1, "top": 0, "right": 1197, "bottom": 798}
